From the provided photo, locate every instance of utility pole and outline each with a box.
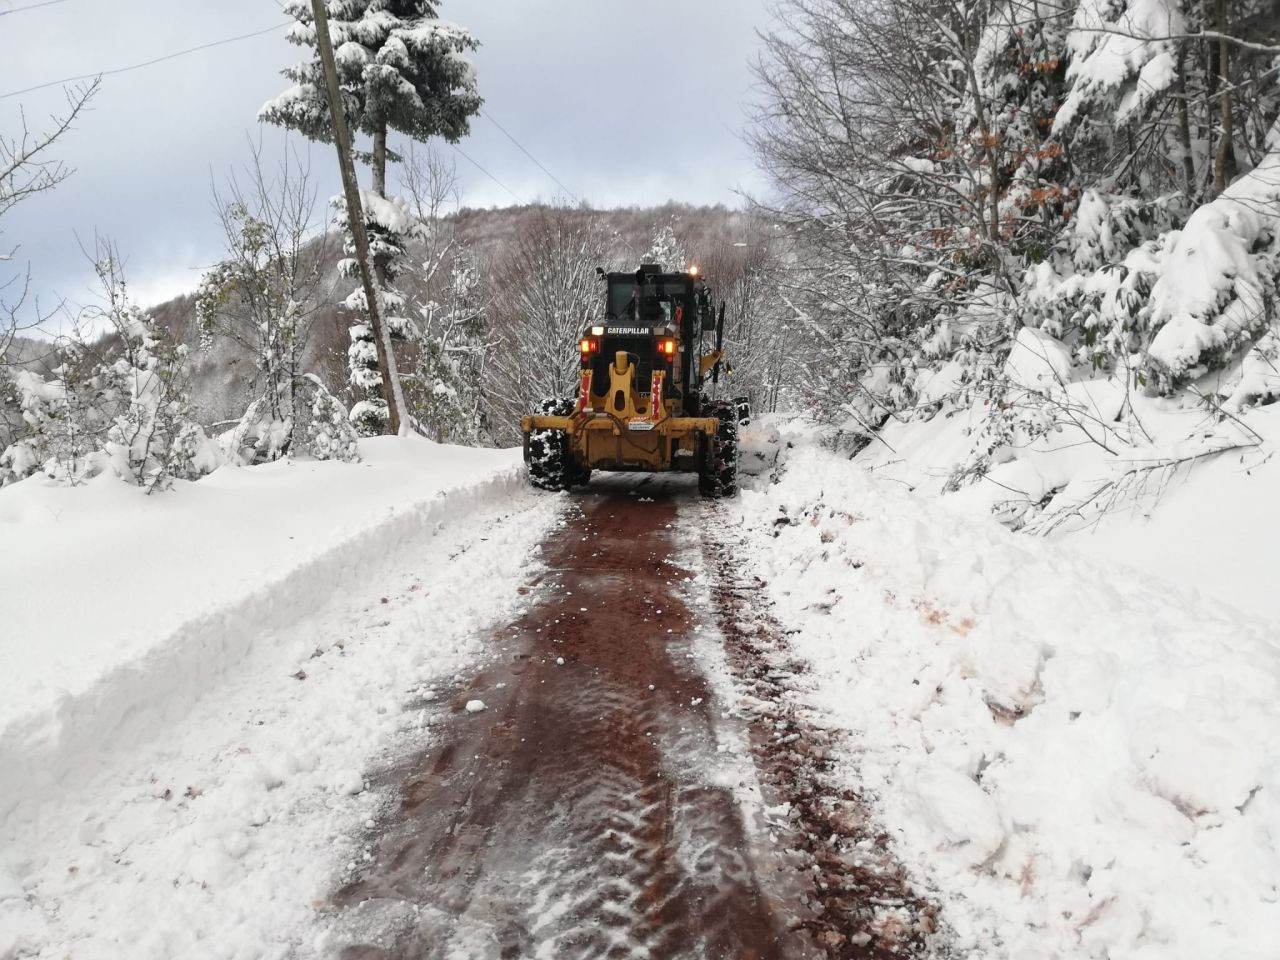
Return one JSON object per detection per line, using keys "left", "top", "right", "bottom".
{"left": 309, "top": 0, "right": 406, "bottom": 435}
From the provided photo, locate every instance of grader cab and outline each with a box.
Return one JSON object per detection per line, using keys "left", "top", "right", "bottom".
{"left": 520, "top": 263, "right": 741, "bottom": 497}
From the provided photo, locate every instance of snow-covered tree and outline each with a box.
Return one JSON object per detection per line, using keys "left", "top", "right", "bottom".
{"left": 303, "top": 373, "right": 362, "bottom": 461}
{"left": 485, "top": 207, "right": 610, "bottom": 443}
{"left": 749, "top": 0, "right": 1279, "bottom": 523}
{"left": 2, "top": 81, "right": 98, "bottom": 407}
{"left": 410, "top": 245, "right": 489, "bottom": 443}
{"left": 1, "top": 245, "right": 220, "bottom": 490}
{"left": 644, "top": 220, "right": 688, "bottom": 270}
{"left": 88, "top": 251, "right": 220, "bottom": 490}
{"left": 334, "top": 189, "right": 426, "bottom": 434}
{"left": 195, "top": 144, "right": 329, "bottom": 459}
{"left": 261, "top": 2, "right": 481, "bottom": 435}
{"left": 260, "top": 0, "right": 481, "bottom": 199}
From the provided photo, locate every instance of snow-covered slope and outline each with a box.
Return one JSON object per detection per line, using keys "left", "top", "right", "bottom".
{"left": 736, "top": 422, "right": 1280, "bottom": 959}
{"left": 858, "top": 388, "right": 1280, "bottom": 624}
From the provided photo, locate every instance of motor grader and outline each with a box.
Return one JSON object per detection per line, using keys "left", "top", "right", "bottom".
{"left": 520, "top": 263, "right": 741, "bottom": 497}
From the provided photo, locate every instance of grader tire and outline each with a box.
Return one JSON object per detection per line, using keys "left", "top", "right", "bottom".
{"left": 698, "top": 401, "right": 739, "bottom": 499}
{"left": 528, "top": 398, "right": 589, "bottom": 491}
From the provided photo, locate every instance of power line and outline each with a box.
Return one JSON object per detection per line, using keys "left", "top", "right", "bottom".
{"left": 0, "top": 0, "right": 70, "bottom": 15}
{"left": 0, "top": 21, "right": 290, "bottom": 99}
{"left": 0, "top": 11, "right": 556, "bottom": 219}
{"left": 481, "top": 108, "right": 582, "bottom": 204}
{"left": 450, "top": 143, "right": 524, "bottom": 205}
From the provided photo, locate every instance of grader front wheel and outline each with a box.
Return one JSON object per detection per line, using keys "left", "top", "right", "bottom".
{"left": 527, "top": 398, "right": 589, "bottom": 491}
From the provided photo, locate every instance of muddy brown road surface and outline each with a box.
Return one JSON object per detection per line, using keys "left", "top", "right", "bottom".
{"left": 328, "top": 475, "right": 933, "bottom": 960}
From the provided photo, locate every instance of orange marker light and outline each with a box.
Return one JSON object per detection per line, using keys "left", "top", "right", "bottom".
{"left": 580, "top": 338, "right": 598, "bottom": 354}
{"left": 659, "top": 338, "right": 677, "bottom": 357}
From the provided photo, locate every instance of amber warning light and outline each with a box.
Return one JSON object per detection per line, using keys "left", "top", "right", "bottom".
{"left": 658, "top": 338, "right": 677, "bottom": 357}
{"left": 580, "top": 338, "right": 599, "bottom": 354}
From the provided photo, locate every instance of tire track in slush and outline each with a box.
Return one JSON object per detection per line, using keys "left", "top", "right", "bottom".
{"left": 329, "top": 479, "right": 818, "bottom": 959}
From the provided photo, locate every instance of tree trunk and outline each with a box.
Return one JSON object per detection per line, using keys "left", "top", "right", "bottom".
{"left": 372, "top": 125, "right": 388, "bottom": 199}
{"left": 1211, "top": 0, "right": 1238, "bottom": 195}
{"left": 309, "top": 0, "right": 404, "bottom": 435}
{"left": 1175, "top": 47, "right": 1197, "bottom": 200}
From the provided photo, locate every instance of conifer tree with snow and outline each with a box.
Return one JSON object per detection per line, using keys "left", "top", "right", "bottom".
{"left": 334, "top": 190, "right": 427, "bottom": 434}
{"left": 261, "top": 0, "right": 482, "bottom": 434}
{"left": 260, "top": 1, "right": 481, "bottom": 199}
{"left": 303, "top": 373, "right": 363, "bottom": 461}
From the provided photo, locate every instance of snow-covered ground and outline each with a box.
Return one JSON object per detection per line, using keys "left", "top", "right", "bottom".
{"left": 734, "top": 420, "right": 1280, "bottom": 958}
{"left": 0, "top": 438, "right": 563, "bottom": 959}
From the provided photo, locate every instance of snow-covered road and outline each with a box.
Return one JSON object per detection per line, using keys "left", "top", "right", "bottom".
{"left": 4, "top": 461, "right": 916, "bottom": 960}
{"left": 6, "top": 428, "right": 1276, "bottom": 960}
{"left": 327, "top": 475, "right": 810, "bottom": 958}
{"left": 316, "top": 472, "right": 938, "bottom": 959}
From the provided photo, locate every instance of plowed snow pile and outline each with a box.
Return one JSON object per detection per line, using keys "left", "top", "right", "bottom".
{"left": 736, "top": 423, "right": 1280, "bottom": 959}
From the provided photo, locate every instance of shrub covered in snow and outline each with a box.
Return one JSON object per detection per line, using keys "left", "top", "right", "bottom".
{"left": 304, "top": 373, "right": 361, "bottom": 462}
{"left": 1, "top": 250, "right": 221, "bottom": 490}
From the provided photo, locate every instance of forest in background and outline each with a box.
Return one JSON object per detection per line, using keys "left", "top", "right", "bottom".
{"left": 1, "top": 194, "right": 788, "bottom": 456}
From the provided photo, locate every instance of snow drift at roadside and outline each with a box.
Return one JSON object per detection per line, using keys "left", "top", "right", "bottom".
{"left": 736, "top": 423, "right": 1280, "bottom": 959}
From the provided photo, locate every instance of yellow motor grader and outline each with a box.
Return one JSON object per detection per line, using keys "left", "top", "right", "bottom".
{"left": 520, "top": 263, "right": 742, "bottom": 497}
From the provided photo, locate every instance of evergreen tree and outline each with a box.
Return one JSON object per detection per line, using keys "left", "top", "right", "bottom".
{"left": 261, "top": 1, "right": 482, "bottom": 430}
{"left": 260, "top": 0, "right": 482, "bottom": 198}
{"left": 303, "top": 373, "right": 363, "bottom": 461}
{"left": 334, "top": 190, "right": 426, "bottom": 434}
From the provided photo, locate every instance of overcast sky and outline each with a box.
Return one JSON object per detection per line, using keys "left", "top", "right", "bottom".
{"left": 0, "top": 0, "right": 774, "bottom": 327}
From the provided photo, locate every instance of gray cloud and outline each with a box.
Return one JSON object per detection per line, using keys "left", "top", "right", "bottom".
{"left": 0, "top": 0, "right": 772, "bottom": 325}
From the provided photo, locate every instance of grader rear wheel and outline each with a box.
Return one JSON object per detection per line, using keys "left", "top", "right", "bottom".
{"left": 698, "top": 401, "right": 739, "bottom": 499}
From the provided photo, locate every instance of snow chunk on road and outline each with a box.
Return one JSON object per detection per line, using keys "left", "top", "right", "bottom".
{"left": 331, "top": 769, "right": 366, "bottom": 796}
{"left": 910, "top": 767, "right": 1005, "bottom": 867}
{"left": 465, "top": 699, "right": 487, "bottom": 714}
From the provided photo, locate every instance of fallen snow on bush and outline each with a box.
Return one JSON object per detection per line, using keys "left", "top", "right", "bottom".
{"left": 736, "top": 425, "right": 1280, "bottom": 959}
{"left": 0, "top": 437, "right": 561, "bottom": 959}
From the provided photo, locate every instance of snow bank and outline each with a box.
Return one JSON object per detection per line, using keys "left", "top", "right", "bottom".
{"left": 737, "top": 425, "right": 1280, "bottom": 958}
{"left": 0, "top": 438, "right": 524, "bottom": 826}
{"left": 0, "top": 462, "right": 557, "bottom": 960}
